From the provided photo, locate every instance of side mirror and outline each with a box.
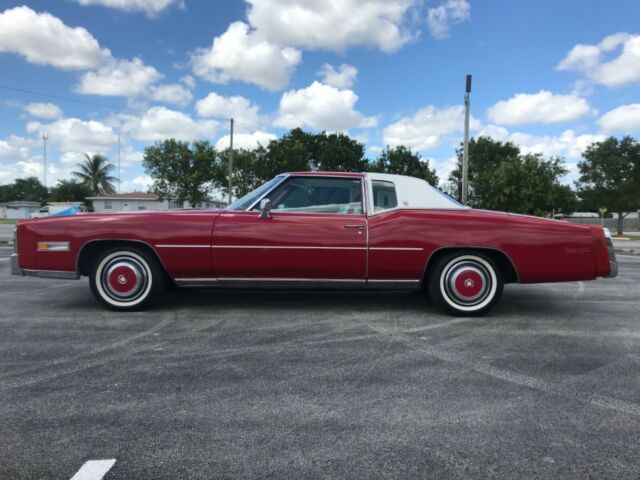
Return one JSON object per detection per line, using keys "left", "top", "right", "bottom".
{"left": 259, "top": 198, "right": 272, "bottom": 219}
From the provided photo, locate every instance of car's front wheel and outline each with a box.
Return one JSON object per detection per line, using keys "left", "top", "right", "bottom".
{"left": 428, "top": 251, "right": 503, "bottom": 316}
{"left": 89, "top": 246, "right": 165, "bottom": 311}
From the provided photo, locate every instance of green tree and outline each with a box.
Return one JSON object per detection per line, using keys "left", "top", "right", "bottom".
{"left": 576, "top": 136, "right": 640, "bottom": 234}
{"left": 72, "top": 153, "right": 117, "bottom": 195}
{"left": 215, "top": 147, "right": 264, "bottom": 199}
{"left": 313, "top": 132, "right": 367, "bottom": 172}
{"left": 143, "top": 139, "right": 217, "bottom": 207}
{"left": 449, "top": 136, "right": 521, "bottom": 204}
{"left": 256, "top": 128, "right": 314, "bottom": 181}
{"left": 49, "top": 179, "right": 92, "bottom": 204}
{"left": 0, "top": 183, "right": 15, "bottom": 203}
{"left": 479, "top": 154, "right": 576, "bottom": 216}
{"left": 369, "top": 146, "right": 439, "bottom": 185}
{"left": 10, "top": 177, "right": 49, "bottom": 204}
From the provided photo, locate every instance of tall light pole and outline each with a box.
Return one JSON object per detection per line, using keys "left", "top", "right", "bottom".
{"left": 228, "top": 118, "right": 234, "bottom": 205}
{"left": 118, "top": 132, "right": 121, "bottom": 193}
{"left": 462, "top": 74, "right": 472, "bottom": 205}
{"left": 42, "top": 132, "right": 48, "bottom": 188}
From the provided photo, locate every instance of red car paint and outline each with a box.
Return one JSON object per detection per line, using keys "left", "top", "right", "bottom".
{"left": 14, "top": 172, "right": 612, "bottom": 284}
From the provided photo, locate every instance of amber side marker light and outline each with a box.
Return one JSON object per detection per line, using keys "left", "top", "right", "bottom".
{"left": 37, "top": 241, "right": 70, "bottom": 252}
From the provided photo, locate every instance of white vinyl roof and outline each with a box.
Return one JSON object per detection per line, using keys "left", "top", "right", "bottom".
{"left": 365, "top": 172, "right": 467, "bottom": 212}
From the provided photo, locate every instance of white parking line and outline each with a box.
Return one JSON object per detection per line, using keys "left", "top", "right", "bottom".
{"left": 0, "top": 257, "right": 10, "bottom": 262}
{"left": 70, "top": 459, "right": 116, "bottom": 480}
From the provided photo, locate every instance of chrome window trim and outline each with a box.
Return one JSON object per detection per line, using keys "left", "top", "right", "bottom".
{"left": 245, "top": 174, "right": 290, "bottom": 211}
{"left": 245, "top": 174, "right": 368, "bottom": 216}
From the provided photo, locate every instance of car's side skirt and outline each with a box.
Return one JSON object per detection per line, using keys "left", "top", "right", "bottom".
{"left": 174, "top": 278, "right": 421, "bottom": 289}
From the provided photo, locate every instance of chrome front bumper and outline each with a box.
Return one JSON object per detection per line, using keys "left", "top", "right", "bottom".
{"left": 10, "top": 253, "right": 23, "bottom": 276}
{"left": 10, "top": 253, "right": 79, "bottom": 280}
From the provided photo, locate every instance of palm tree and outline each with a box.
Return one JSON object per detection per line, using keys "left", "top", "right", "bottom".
{"left": 72, "top": 153, "right": 117, "bottom": 195}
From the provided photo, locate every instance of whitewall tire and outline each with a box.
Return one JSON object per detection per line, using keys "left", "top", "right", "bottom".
{"left": 89, "top": 247, "right": 165, "bottom": 311}
{"left": 428, "top": 252, "right": 503, "bottom": 316}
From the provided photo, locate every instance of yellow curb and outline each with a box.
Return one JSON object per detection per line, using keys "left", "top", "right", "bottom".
{"left": 613, "top": 237, "right": 631, "bottom": 241}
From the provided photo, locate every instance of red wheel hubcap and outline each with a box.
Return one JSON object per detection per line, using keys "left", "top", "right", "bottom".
{"left": 453, "top": 270, "right": 484, "bottom": 299}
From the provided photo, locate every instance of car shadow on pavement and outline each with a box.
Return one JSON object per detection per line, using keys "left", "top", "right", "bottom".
{"left": 161, "top": 287, "right": 441, "bottom": 315}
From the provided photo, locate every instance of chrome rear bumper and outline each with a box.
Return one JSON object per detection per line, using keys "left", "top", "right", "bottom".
{"left": 604, "top": 233, "right": 618, "bottom": 278}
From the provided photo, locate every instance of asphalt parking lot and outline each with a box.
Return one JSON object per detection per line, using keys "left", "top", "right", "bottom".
{"left": 1, "top": 246, "right": 640, "bottom": 479}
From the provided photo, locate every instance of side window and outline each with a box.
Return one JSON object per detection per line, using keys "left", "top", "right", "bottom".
{"left": 256, "top": 177, "right": 363, "bottom": 214}
{"left": 372, "top": 180, "right": 398, "bottom": 212}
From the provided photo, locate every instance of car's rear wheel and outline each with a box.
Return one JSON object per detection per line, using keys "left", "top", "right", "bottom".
{"left": 428, "top": 252, "right": 503, "bottom": 316}
{"left": 89, "top": 246, "right": 165, "bottom": 311}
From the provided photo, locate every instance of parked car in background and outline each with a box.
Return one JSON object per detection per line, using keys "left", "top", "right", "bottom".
{"left": 30, "top": 202, "right": 85, "bottom": 219}
{"left": 11, "top": 172, "right": 618, "bottom": 316}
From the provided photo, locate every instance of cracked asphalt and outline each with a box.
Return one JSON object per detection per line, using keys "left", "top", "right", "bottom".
{"left": 1, "top": 245, "right": 640, "bottom": 479}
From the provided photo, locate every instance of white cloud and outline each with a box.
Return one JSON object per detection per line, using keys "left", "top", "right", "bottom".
{"left": 384, "top": 105, "right": 479, "bottom": 151}
{"left": 118, "top": 107, "right": 219, "bottom": 142}
{"left": 148, "top": 83, "right": 193, "bottom": 106}
{"left": 23, "top": 102, "right": 63, "bottom": 120}
{"left": 427, "top": 0, "right": 470, "bottom": 40}
{"left": 0, "top": 6, "right": 111, "bottom": 70}
{"left": 319, "top": 63, "right": 358, "bottom": 89}
{"left": 195, "top": 92, "right": 262, "bottom": 129}
{"left": 27, "top": 118, "right": 118, "bottom": 153}
{"left": 275, "top": 81, "right": 377, "bottom": 131}
{"left": 246, "top": 0, "right": 417, "bottom": 53}
{"left": 192, "top": 21, "right": 301, "bottom": 91}
{"left": 180, "top": 75, "right": 196, "bottom": 89}
{"left": 557, "top": 33, "right": 640, "bottom": 87}
{"left": 76, "top": 58, "right": 163, "bottom": 97}
{"left": 486, "top": 90, "right": 592, "bottom": 126}
{"left": 0, "top": 135, "right": 34, "bottom": 160}
{"left": 73, "top": 0, "right": 184, "bottom": 16}
{"left": 598, "top": 104, "right": 640, "bottom": 133}
{"left": 120, "top": 174, "right": 153, "bottom": 193}
{"left": 476, "top": 124, "right": 605, "bottom": 160}
{"left": 215, "top": 131, "right": 277, "bottom": 150}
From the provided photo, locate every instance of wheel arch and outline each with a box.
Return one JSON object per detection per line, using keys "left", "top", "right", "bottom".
{"left": 76, "top": 239, "right": 172, "bottom": 280}
{"left": 423, "top": 246, "right": 519, "bottom": 285}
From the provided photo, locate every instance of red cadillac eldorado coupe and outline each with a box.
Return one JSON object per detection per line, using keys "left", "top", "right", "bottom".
{"left": 11, "top": 172, "right": 618, "bottom": 316}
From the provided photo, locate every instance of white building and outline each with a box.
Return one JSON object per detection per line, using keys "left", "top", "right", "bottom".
{"left": 88, "top": 192, "right": 169, "bottom": 213}
{"left": 88, "top": 192, "right": 228, "bottom": 212}
{"left": 0, "top": 201, "right": 41, "bottom": 219}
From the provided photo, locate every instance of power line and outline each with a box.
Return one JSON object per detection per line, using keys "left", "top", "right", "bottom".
{"left": 0, "top": 85, "right": 148, "bottom": 114}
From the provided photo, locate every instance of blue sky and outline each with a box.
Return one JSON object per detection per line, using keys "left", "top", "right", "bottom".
{"left": 1, "top": 0, "right": 639, "bottom": 195}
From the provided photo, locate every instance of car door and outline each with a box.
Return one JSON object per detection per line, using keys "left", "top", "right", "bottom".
{"left": 211, "top": 175, "right": 367, "bottom": 285}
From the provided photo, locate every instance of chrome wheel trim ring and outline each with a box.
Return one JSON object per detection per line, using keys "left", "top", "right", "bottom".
{"left": 439, "top": 255, "right": 498, "bottom": 312}
{"left": 444, "top": 263, "right": 489, "bottom": 305}
{"left": 102, "top": 259, "right": 145, "bottom": 300}
{"left": 95, "top": 251, "right": 153, "bottom": 307}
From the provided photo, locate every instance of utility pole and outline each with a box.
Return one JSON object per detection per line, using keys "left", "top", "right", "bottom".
{"left": 462, "top": 74, "right": 472, "bottom": 205}
{"left": 42, "top": 132, "right": 48, "bottom": 188}
{"left": 117, "top": 132, "right": 121, "bottom": 193}
{"left": 228, "top": 118, "right": 234, "bottom": 205}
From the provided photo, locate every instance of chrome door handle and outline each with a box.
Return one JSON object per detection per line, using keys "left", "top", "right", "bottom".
{"left": 343, "top": 224, "right": 363, "bottom": 229}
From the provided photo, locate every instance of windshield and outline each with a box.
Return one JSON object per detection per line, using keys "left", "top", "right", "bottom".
{"left": 226, "top": 175, "right": 285, "bottom": 211}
